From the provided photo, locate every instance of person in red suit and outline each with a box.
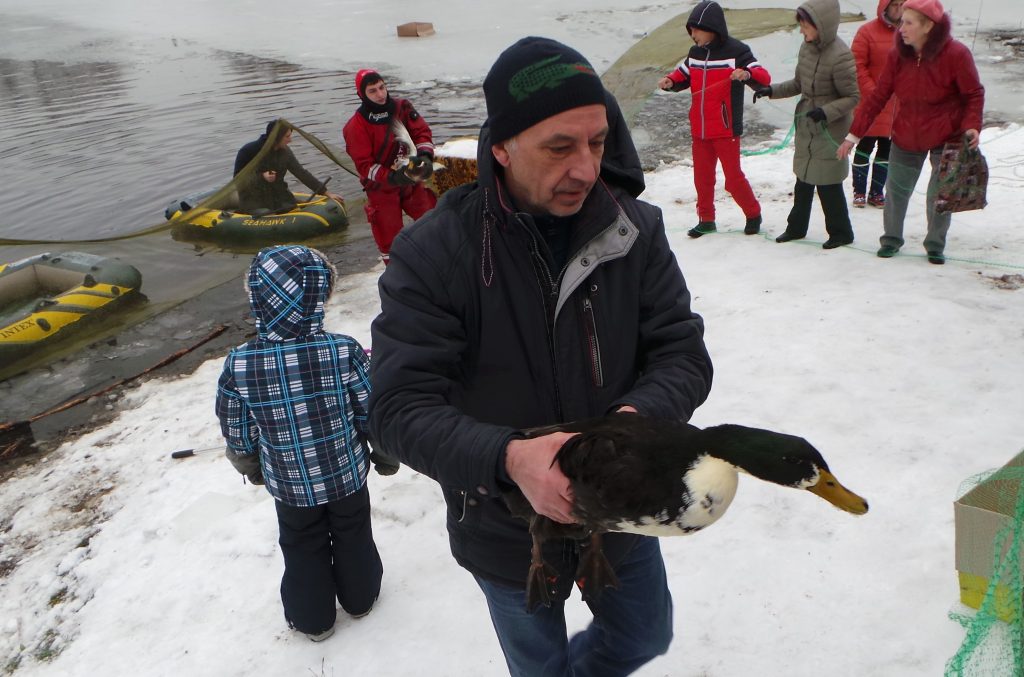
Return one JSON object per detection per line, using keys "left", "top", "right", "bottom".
{"left": 658, "top": 0, "right": 771, "bottom": 238}
{"left": 849, "top": 0, "right": 905, "bottom": 208}
{"left": 343, "top": 69, "right": 437, "bottom": 263}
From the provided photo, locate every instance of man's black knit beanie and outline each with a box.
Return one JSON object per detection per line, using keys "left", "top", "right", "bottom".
{"left": 483, "top": 36, "right": 606, "bottom": 145}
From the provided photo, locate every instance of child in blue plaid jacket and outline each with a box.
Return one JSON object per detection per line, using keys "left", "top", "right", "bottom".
{"left": 216, "top": 244, "right": 396, "bottom": 641}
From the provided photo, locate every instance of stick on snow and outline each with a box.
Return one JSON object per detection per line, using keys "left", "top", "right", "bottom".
{"left": 170, "top": 445, "right": 222, "bottom": 459}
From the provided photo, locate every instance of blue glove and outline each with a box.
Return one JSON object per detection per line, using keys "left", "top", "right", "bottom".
{"left": 806, "top": 108, "right": 827, "bottom": 123}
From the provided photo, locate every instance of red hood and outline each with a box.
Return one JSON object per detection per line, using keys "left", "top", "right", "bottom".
{"left": 876, "top": 0, "right": 898, "bottom": 28}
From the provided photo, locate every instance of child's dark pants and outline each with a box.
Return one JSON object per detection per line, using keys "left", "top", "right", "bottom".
{"left": 275, "top": 484, "right": 383, "bottom": 634}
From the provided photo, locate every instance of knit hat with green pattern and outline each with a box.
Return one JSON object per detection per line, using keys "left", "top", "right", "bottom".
{"left": 483, "top": 36, "right": 606, "bottom": 145}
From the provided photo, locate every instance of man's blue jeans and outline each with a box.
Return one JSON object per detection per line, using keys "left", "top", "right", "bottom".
{"left": 474, "top": 536, "right": 673, "bottom": 676}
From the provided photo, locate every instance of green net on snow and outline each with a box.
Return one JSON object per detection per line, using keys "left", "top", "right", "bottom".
{"left": 947, "top": 455, "right": 1024, "bottom": 677}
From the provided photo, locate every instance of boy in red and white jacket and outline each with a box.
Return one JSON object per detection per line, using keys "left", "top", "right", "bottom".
{"left": 659, "top": 0, "right": 771, "bottom": 238}
{"left": 343, "top": 69, "right": 437, "bottom": 262}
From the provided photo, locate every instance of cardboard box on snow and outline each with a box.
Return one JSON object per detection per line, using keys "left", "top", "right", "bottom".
{"left": 954, "top": 449, "right": 1024, "bottom": 622}
{"left": 397, "top": 22, "right": 435, "bottom": 37}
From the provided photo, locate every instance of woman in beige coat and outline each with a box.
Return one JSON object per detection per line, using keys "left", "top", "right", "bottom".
{"left": 753, "top": 0, "right": 859, "bottom": 248}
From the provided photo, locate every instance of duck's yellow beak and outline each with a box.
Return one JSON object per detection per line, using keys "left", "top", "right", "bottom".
{"left": 808, "top": 469, "right": 869, "bottom": 515}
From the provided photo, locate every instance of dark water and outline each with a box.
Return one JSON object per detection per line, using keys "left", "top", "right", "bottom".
{"left": 0, "top": 13, "right": 484, "bottom": 272}
{"left": 0, "top": 14, "right": 484, "bottom": 403}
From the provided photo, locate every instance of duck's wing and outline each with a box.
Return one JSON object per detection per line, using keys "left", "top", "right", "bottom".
{"left": 556, "top": 422, "right": 702, "bottom": 529}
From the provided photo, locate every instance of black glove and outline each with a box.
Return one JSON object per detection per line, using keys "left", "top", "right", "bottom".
{"left": 407, "top": 155, "right": 434, "bottom": 181}
{"left": 387, "top": 166, "right": 417, "bottom": 187}
{"left": 370, "top": 450, "right": 401, "bottom": 476}
{"left": 224, "top": 446, "right": 264, "bottom": 485}
{"left": 751, "top": 84, "right": 771, "bottom": 103}
{"left": 806, "top": 107, "right": 827, "bottom": 123}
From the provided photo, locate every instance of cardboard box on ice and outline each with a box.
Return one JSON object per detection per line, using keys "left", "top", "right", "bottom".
{"left": 397, "top": 22, "right": 435, "bottom": 38}
{"left": 954, "top": 450, "right": 1024, "bottom": 622}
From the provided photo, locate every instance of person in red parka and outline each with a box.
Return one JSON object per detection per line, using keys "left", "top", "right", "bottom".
{"left": 658, "top": 0, "right": 771, "bottom": 238}
{"left": 849, "top": 0, "right": 905, "bottom": 208}
{"left": 343, "top": 70, "right": 437, "bottom": 263}
{"left": 837, "top": 0, "right": 984, "bottom": 265}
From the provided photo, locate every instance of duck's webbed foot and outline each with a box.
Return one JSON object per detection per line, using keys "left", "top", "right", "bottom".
{"left": 526, "top": 558, "right": 559, "bottom": 612}
{"left": 575, "top": 533, "right": 619, "bottom": 602}
{"left": 526, "top": 517, "right": 560, "bottom": 612}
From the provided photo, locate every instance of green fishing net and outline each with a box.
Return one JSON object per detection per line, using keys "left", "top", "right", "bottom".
{"left": 164, "top": 119, "right": 355, "bottom": 232}
{"left": 947, "top": 461, "right": 1024, "bottom": 677}
{"left": 0, "top": 119, "right": 356, "bottom": 246}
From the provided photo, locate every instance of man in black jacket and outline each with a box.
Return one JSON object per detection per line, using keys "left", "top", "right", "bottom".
{"left": 369, "top": 37, "right": 713, "bottom": 675}
{"left": 233, "top": 120, "right": 344, "bottom": 215}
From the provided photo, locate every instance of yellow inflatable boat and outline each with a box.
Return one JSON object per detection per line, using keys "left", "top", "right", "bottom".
{"left": 0, "top": 252, "right": 142, "bottom": 365}
{"left": 165, "top": 191, "right": 348, "bottom": 242}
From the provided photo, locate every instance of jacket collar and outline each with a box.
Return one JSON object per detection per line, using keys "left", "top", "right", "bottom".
{"left": 358, "top": 96, "right": 397, "bottom": 124}
{"left": 554, "top": 204, "right": 638, "bottom": 319}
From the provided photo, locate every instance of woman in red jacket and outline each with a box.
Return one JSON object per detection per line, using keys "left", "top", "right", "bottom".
{"left": 849, "top": 0, "right": 905, "bottom": 208}
{"left": 837, "top": 0, "right": 984, "bottom": 265}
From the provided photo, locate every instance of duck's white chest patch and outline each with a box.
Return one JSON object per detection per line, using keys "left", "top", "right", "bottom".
{"left": 615, "top": 455, "right": 738, "bottom": 536}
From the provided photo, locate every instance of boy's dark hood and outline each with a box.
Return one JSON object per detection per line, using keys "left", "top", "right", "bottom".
{"left": 687, "top": 1, "right": 729, "bottom": 42}
{"left": 246, "top": 245, "right": 336, "bottom": 342}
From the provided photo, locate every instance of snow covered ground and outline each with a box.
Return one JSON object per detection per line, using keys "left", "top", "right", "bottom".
{"left": 2, "top": 0, "right": 1024, "bottom": 675}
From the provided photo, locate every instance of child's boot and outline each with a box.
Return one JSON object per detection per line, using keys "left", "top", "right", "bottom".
{"left": 687, "top": 221, "right": 717, "bottom": 238}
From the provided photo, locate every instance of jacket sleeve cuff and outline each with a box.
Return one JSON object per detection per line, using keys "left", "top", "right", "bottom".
{"left": 495, "top": 430, "right": 524, "bottom": 491}
{"left": 845, "top": 133, "right": 861, "bottom": 144}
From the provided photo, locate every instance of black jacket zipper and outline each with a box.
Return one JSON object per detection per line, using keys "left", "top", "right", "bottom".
{"left": 581, "top": 295, "right": 604, "bottom": 387}
{"left": 523, "top": 222, "right": 565, "bottom": 421}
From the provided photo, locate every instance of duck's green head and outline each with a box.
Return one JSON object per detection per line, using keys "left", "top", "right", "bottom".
{"left": 704, "top": 424, "right": 869, "bottom": 515}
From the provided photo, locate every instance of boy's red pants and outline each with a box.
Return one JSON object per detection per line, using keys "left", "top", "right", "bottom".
{"left": 692, "top": 137, "right": 760, "bottom": 222}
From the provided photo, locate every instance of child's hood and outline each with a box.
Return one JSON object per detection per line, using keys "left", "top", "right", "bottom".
{"left": 799, "top": 0, "right": 841, "bottom": 46}
{"left": 686, "top": 1, "right": 729, "bottom": 42}
{"left": 245, "top": 245, "right": 336, "bottom": 341}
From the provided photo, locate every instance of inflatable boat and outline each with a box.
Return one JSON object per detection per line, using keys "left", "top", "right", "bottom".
{"left": 0, "top": 252, "right": 142, "bottom": 365}
{"left": 165, "top": 190, "right": 348, "bottom": 242}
